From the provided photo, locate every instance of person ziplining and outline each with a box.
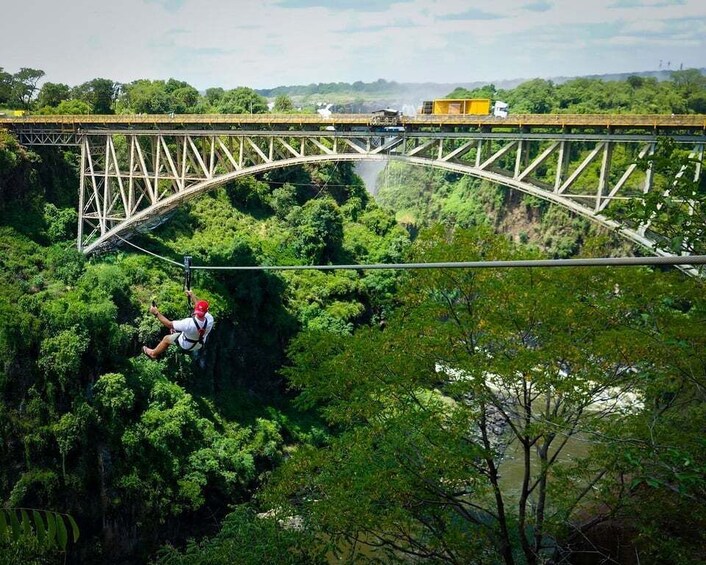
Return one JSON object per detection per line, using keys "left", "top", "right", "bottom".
{"left": 142, "top": 289, "right": 215, "bottom": 359}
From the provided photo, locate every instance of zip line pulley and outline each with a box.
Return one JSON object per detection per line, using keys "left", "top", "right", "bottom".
{"left": 184, "top": 255, "right": 193, "bottom": 309}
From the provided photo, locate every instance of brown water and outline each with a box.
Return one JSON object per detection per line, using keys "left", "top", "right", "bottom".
{"left": 498, "top": 432, "right": 592, "bottom": 496}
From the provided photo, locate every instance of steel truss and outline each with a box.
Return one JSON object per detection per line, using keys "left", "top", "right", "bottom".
{"left": 15, "top": 127, "right": 696, "bottom": 254}
{"left": 14, "top": 128, "right": 80, "bottom": 146}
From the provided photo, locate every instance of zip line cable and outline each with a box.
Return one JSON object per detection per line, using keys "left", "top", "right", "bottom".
{"left": 113, "top": 233, "right": 183, "bottom": 267}
{"left": 109, "top": 233, "right": 706, "bottom": 273}
{"left": 263, "top": 179, "right": 355, "bottom": 189}
{"left": 187, "top": 255, "right": 706, "bottom": 271}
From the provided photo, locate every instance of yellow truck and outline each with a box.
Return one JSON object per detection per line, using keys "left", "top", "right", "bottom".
{"left": 419, "top": 98, "right": 508, "bottom": 117}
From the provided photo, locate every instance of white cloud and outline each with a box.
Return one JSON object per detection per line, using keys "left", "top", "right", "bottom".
{"left": 0, "top": 0, "right": 703, "bottom": 89}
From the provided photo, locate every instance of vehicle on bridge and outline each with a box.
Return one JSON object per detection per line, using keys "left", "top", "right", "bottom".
{"left": 325, "top": 108, "right": 405, "bottom": 133}
{"left": 493, "top": 101, "right": 509, "bottom": 118}
{"left": 419, "top": 98, "right": 509, "bottom": 118}
{"left": 369, "top": 108, "right": 404, "bottom": 131}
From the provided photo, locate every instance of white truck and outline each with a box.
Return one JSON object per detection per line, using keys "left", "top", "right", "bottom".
{"left": 493, "top": 101, "right": 509, "bottom": 118}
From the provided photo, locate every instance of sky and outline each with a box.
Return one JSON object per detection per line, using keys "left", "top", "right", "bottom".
{"left": 1, "top": 0, "right": 705, "bottom": 91}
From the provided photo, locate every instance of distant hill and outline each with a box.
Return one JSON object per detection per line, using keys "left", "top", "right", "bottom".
{"left": 256, "top": 68, "right": 706, "bottom": 114}
{"left": 548, "top": 69, "right": 692, "bottom": 85}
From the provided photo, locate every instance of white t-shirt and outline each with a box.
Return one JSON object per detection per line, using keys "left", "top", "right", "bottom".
{"left": 173, "top": 313, "right": 214, "bottom": 351}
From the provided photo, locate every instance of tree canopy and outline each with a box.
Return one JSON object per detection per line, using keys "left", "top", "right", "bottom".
{"left": 268, "top": 226, "right": 706, "bottom": 564}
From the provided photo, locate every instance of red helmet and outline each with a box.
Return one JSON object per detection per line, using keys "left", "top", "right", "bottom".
{"left": 194, "top": 300, "right": 209, "bottom": 316}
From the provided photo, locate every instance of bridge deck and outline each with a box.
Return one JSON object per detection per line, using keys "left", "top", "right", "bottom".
{"left": 2, "top": 112, "right": 705, "bottom": 134}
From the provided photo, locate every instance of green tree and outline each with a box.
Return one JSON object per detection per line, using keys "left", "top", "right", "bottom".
{"left": 155, "top": 505, "right": 326, "bottom": 565}
{"left": 12, "top": 67, "right": 45, "bottom": 109}
{"left": 71, "top": 78, "right": 119, "bottom": 114}
{"left": 0, "top": 67, "right": 12, "bottom": 104}
{"left": 269, "top": 183, "right": 298, "bottom": 219}
{"left": 626, "top": 75, "right": 644, "bottom": 89}
{"left": 165, "top": 78, "right": 200, "bottom": 113}
{"left": 506, "top": 78, "right": 555, "bottom": 114}
{"left": 670, "top": 68, "right": 706, "bottom": 97}
{"left": 288, "top": 197, "right": 344, "bottom": 264}
{"left": 38, "top": 329, "right": 89, "bottom": 394}
{"left": 42, "top": 204, "right": 77, "bottom": 242}
{"left": 204, "top": 87, "right": 225, "bottom": 107}
{"left": 448, "top": 83, "right": 498, "bottom": 100}
{"left": 273, "top": 94, "right": 294, "bottom": 112}
{"left": 687, "top": 90, "right": 706, "bottom": 113}
{"left": 217, "top": 87, "right": 268, "bottom": 114}
{"left": 120, "top": 79, "right": 171, "bottom": 114}
{"left": 55, "top": 99, "right": 91, "bottom": 115}
{"left": 36, "top": 82, "right": 71, "bottom": 110}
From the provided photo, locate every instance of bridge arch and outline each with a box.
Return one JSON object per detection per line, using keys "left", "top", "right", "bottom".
{"left": 82, "top": 149, "right": 666, "bottom": 257}
{"left": 82, "top": 153, "right": 389, "bottom": 254}
{"left": 384, "top": 155, "right": 659, "bottom": 252}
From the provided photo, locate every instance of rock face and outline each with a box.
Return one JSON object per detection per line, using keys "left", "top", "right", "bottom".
{"left": 483, "top": 403, "right": 510, "bottom": 448}
{"left": 257, "top": 509, "right": 305, "bottom": 531}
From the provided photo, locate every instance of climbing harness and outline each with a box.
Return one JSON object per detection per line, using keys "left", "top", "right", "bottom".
{"left": 180, "top": 316, "right": 209, "bottom": 351}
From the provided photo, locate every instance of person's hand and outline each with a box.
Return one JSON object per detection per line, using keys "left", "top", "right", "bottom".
{"left": 150, "top": 305, "right": 159, "bottom": 316}
{"left": 186, "top": 290, "right": 194, "bottom": 299}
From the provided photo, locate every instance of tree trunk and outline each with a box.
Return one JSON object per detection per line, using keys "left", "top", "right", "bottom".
{"left": 480, "top": 407, "right": 515, "bottom": 565}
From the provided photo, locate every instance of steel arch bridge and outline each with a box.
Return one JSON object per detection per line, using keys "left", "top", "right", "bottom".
{"left": 2, "top": 113, "right": 705, "bottom": 255}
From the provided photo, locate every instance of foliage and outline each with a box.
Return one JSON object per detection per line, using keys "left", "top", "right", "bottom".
{"left": 43, "top": 203, "right": 78, "bottom": 242}
{"left": 0, "top": 67, "right": 12, "bottom": 105}
{"left": 36, "top": 83, "right": 71, "bottom": 110}
{"left": 505, "top": 78, "right": 556, "bottom": 113}
{"left": 70, "top": 78, "right": 119, "bottom": 114}
{"left": 538, "top": 205, "right": 591, "bottom": 258}
{"left": 269, "top": 183, "right": 298, "bottom": 219}
{"left": 4, "top": 63, "right": 703, "bottom": 118}
{"left": 12, "top": 68, "right": 45, "bottom": 109}
{"left": 119, "top": 79, "right": 177, "bottom": 114}
{"left": 215, "top": 87, "right": 268, "bottom": 114}
{"left": 0, "top": 130, "right": 38, "bottom": 209}
{"left": 607, "top": 137, "right": 706, "bottom": 257}
{"left": 270, "top": 226, "right": 706, "bottom": 564}
{"left": 449, "top": 72, "right": 704, "bottom": 116}
{"left": 273, "top": 94, "right": 294, "bottom": 112}
{"left": 287, "top": 197, "right": 344, "bottom": 264}
{"left": 448, "top": 83, "right": 498, "bottom": 100}
{"left": 55, "top": 99, "right": 91, "bottom": 115}
{"left": 0, "top": 134, "right": 410, "bottom": 562}
{"left": 154, "top": 505, "right": 326, "bottom": 565}
{"left": 0, "top": 508, "right": 79, "bottom": 552}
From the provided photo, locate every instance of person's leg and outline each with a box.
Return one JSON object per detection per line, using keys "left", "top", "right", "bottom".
{"left": 143, "top": 333, "right": 178, "bottom": 359}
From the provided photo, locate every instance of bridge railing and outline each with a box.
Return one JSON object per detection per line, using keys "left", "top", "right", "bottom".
{"left": 2, "top": 113, "right": 705, "bottom": 131}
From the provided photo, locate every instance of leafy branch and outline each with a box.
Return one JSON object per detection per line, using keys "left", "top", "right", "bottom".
{"left": 0, "top": 508, "right": 79, "bottom": 550}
